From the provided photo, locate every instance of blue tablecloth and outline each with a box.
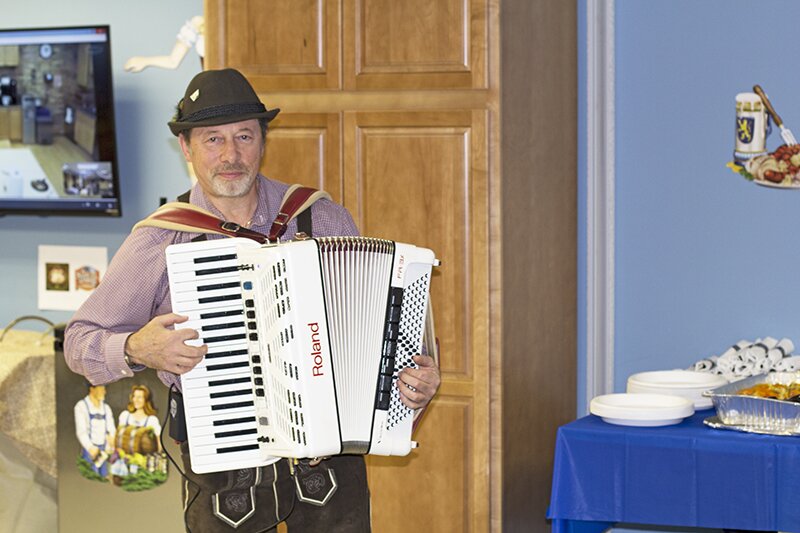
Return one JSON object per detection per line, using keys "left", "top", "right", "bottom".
{"left": 547, "top": 410, "right": 800, "bottom": 532}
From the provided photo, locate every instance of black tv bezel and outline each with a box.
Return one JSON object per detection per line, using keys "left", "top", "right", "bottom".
{"left": 0, "top": 24, "right": 121, "bottom": 218}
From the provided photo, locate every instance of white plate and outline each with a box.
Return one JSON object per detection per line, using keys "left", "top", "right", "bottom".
{"left": 627, "top": 370, "right": 728, "bottom": 409}
{"left": 590, "top": 393, "right": 695, "bottom": 427}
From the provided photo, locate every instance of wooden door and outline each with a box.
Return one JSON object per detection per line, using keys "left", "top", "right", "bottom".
{"left": 343, "top": 110, "right": 489, "bottom": 531}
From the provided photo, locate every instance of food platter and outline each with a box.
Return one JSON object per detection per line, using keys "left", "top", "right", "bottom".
{"left": 590, "top": 393, "right": 695, "bottom": 427}
{"left": 703, "top": 371, "right": 800, "bottom": 433}
{"left": 731, "top": 144, "right": 800, "bottom": 189}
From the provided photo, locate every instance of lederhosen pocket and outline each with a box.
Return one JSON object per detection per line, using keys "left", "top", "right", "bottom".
{"left": 293, "top": 459, "right": 338, "bottom": 506}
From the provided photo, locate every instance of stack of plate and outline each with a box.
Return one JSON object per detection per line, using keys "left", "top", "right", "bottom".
{"left": 626, "top": 370, "right": 728, "bottom": 409}
{"left": 590, "top": 393, "right": 695, "bottom": 427}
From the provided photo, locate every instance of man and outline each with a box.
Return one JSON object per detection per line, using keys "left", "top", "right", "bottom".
{"left": 73, "top": 383, "right": 115, "bottom": 479}
{"left": 64, "top": 68, "right": 441, "bottom": 532}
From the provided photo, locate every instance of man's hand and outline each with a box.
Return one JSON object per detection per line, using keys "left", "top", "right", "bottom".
{"left": 397, "top": 354, "right": 441, "bottom": 409}
{"left": 124, "top": 313, "right": 207, "bottom": 374}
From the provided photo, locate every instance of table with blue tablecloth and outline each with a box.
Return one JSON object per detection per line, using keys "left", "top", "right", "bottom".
{"left": 547, "top": 410, "right": 800, "bottom": 532}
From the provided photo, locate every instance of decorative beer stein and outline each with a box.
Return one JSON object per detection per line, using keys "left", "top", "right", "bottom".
{"left": 734, "top": 92, "right": 771, "bottom": 163}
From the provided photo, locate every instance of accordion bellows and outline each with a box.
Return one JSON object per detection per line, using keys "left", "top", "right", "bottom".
{"left": 166, "top": 236, "right": 438, "bottom": 474}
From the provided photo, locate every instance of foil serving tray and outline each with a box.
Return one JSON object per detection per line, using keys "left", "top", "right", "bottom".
{"left": 703, "top": 371, "right": 800, "bottom": 433}
{"left": 703, "top": 415, "right": 800, "bottom": 436}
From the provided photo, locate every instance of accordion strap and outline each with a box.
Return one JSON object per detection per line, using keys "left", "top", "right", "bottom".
{"left": 132, "top": 202, "right": 269, "bottom": 243}
{"left": 268, "top": 185, "right": 331, "bottom": 242}
{"left": 132, "top": 184, "right": 330, "bottom": 243}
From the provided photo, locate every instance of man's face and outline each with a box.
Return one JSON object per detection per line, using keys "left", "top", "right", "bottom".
{"left": 179, "top": 119, "right": 265, "bottom": 200}
{"left": 89, "top": 385, "right": 106, "bottom": 401}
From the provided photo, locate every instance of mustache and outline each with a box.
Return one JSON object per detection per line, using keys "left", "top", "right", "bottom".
{"left": 212, "top": 163, "right": 249, "bottom": 175}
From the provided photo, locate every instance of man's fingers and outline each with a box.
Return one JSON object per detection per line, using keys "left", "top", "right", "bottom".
{"left": 156, "top": 313, "right": 190, "bottom": 327}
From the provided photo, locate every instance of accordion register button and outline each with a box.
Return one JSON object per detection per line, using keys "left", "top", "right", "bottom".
{"left": 243, "top": 281, "right": 252, "bottom": 290}
{"left": 245, "top": 299, "right": 254, "bottom": 307}
{"left": 388, "top": 287, "right": 404, "bottom": 307}
{"left": 378, "top": 374, "right": 393, "bottom": 392}
{"left": 388, "top": 305, "right": 402, "bottom": 323}
{"left": 246, "top": 310, "right": 256, "bottom": 319}
{"left": 252, "top": 355, "right": 261, "bottom": 363}
{"left": 376, "top": 391, "right": 391, "bottom": 410}
{"left": 254, "top": 377, "right": 263, "bottom": 385}
{"left": 256, "top": 388, "right": 265, "bottom": 397}
{"left": 382, "top": 339, "right": 397, "bottom": 357}
{"left": 384, "top": 322, "right": 399, "bottom": 341}
{"left": 249, "top": 333, "right": 258, "bottom": 341}
{"left": 380, "top": 356, "right": 395, "bottom": 375}
{"left": 247, "top": 321, "right": 257, "bottom": 330}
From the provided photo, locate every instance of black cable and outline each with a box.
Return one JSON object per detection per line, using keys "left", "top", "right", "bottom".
{"left": 159, "top": 384, "right": 200, "bottom": 533}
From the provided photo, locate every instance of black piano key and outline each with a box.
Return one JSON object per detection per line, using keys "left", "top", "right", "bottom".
{"left": 212, "top": 416, "right": 256, "bottom": 426}
{"left": 203, "top": 321, "right": 245, "bottom": 332}
{"left": 194, "top": 253, "right": 237, "bottom": 264}
{"left": 207, "top": 361, "right": 249, "bottom": 372}
{"left": 199, "top": 293, "right": 242, "bottom": 304}
{"left": 197, "top": 281, "right": 240, "bottom": 292}
{"left": 217, "top": 443, "right": 259, "bottom": 454}
{"left": 214, "top": 428, "right": 258, "bottom": 439}
{"left": 210, "top": 388, "right": 251, "bottom": 399}
{"left": 208, "top": 377, "right": 251, "bottom": 387}
{"left": 195, "top": 265, "right": 240, "bottom": 276}
{"left": 211, "top": 400, "right": 254, "bottom": 411}
{"left": 203, "top": 333, "right": 247, "bottom": 344}
{"left": 205, "top": 349, "right": 248, "bottom": 360}
{"left": 200, "top": 309, "right": 242, "bottom": 320}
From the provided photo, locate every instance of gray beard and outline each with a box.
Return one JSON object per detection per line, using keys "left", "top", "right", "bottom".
{"left": 210, "top": 173, "right": 256, "bottom": 198}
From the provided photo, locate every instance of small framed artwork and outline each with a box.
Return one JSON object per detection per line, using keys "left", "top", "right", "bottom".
{"left": 38, "top": 245, "right": 108, "bottom": 311}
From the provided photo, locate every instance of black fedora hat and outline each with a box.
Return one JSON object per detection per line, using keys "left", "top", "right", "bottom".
{"left": 168, "top": 68, "right": 280, "bottom": 136}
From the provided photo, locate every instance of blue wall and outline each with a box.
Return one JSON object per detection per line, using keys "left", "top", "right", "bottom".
{"left": 615, "top": 0, "right": 800, "bottom": 381}
{"left": 1, "top": 0, "right": 202, "bottom": 328}
{"left": 578, "top": 0, "right": 800, "bottom": 408}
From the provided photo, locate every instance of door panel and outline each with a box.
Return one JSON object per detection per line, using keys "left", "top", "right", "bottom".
{"left": 345, "top": 110, "right": 489, "bottom": 532}
{"left": 261, "top": 113, "right": 342, "bottom": 202}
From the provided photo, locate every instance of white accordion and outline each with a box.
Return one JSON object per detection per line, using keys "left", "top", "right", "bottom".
{"left": 166, "top": 236, "right": 438, "bottom": 474}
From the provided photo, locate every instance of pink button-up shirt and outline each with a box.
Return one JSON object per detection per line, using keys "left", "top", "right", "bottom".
{"left": 64, "top": 176, "right": 358, "bottom": 391}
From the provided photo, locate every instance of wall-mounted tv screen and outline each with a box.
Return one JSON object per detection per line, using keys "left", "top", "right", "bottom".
{"left": 0, "top": 25, "right": 120, "bottom": 217}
